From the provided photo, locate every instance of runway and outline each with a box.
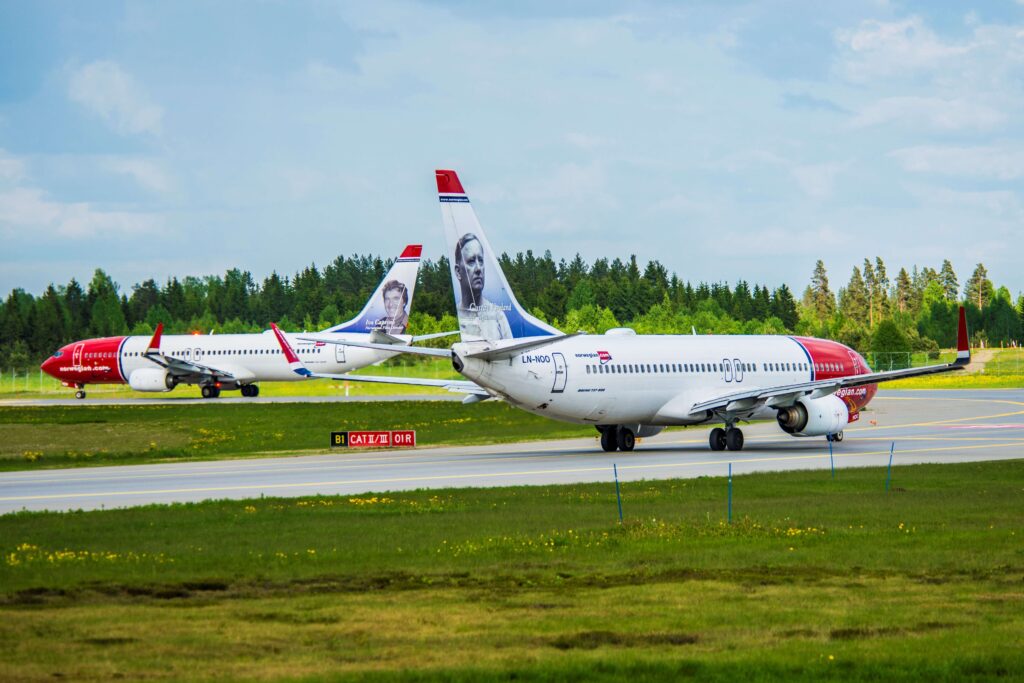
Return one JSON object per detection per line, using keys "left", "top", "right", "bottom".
{"left": 0, "top": 393, "right": 461, "bottom": 407}
{"left": 1, "top": 389, "right": 1022, "bottom": 514}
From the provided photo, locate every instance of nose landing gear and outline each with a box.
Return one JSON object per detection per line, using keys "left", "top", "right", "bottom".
{"left": 74, "top": 384, "right": 86, "bottom": 400}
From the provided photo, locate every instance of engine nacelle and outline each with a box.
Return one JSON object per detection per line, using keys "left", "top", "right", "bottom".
{"left": 776, "top": 395, "right": 849, "bottom": 437}
{"left": 128, "top": 368, "right": 176, "bottom": 392}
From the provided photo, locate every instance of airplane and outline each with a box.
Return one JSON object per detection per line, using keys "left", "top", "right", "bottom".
{"left": 280, "top": 170, "right": 972, "bottom": 452}
{"left": 40, "top": 245, "right": 445, "bottom": 399}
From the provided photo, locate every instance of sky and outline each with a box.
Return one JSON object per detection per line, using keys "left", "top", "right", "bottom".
{"left": 2, "top": 0, "right": 1023, "bottom": 299}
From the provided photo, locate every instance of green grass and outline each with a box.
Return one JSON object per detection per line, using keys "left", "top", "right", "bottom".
{"left": 0, "top": 358, "right": 459, "bottom": 399}
{"left": 0, "top": 402, "right": 592, "bottom": 471}
{"left": 0, "top": 460, "right": 1021, "bottom": 680}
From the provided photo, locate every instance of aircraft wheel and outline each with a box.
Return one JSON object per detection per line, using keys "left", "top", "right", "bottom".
{"left": 249, "top": 384, "right": 259, "bottom": 398}
{"left": 75, "top": 390, "right": 86, "bottom": 400}
{"left": 617, "top": 427, "right": 635, "bottom": 452}
{"left": 709, "top": 427, "right": 727, "bottom": 451}
{"left": 211, "top": 387, "right": 221, "bottom": 398}
{"left": 726, "top": 428, "right": 744, "bottom": 451}
{"left": 201, "top": 385, "right": 214, "bottom": 399}
{"left": 600, "top": 428, "right": 618, "bottom": 452}
{"left": 834, "top": 431, "right": 844, "bottom": 442}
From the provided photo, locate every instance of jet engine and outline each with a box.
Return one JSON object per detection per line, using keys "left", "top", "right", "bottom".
{"left": 776, "top": 395, "right": 848, "bottom": 437}
{"left": 128, "top": 368, "right": 176, "bottom": 392}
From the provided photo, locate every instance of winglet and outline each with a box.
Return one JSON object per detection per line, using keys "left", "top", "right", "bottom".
{"left": 146, "top": 323, "right": 163, "bottom": 354}
{"left": 270, "top": 323, "right": 312, "bottom": 377}
{"left": 955, "top": 306, "right": 970, "bottom": 365}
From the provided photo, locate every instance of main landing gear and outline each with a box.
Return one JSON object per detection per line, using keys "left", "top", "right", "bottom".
{"left": 598, "top": 425, "right": 635, "bottom": 452}
{"left": 240, "top": 384, "right": 260, "bottom": 398}
{"left": 709, "top": 425, "right": 745, "bottom": 452}
{"left": 200, "top": 385, "right": 221, "bottom": 399}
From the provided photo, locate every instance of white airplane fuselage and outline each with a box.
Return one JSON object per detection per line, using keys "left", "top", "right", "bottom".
{"left": 453, "top": 333, "right": 876, "bottom": 427}
{"left": 45, "top": 330, "right": 403, "bottom": 388}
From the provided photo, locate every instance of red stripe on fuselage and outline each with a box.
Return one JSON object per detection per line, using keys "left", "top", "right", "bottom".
{"left": 793, "top": 336, "right": 877, "bottom": 418}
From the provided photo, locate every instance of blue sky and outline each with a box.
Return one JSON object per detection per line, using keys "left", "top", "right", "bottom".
{"left": 2, "top": 1, "right": 1023, "bottom": 298}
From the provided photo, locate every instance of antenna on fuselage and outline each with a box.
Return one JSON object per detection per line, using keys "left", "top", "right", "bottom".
{"left": 691, "top": 326, "right": 697, "bottom": 336}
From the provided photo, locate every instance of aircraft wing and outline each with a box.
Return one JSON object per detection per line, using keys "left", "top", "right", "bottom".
{"left": 141, "top": 324, "right": 249, "bottom": 382}
{"left": 308, "top": 371, "right": 489, "bottom": 396}
{"left": 298, "top": 336, "right": 452, "bottom": 358}
{"left": 272, "top": 322, "right": 487, "bottom": 395}
{"left": 686, "top": 307, "right": 971, "bottom": 416}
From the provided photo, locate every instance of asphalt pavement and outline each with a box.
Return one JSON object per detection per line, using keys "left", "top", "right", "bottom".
{"left": 1, "top": 389, "right": 1022, "bottom": 514}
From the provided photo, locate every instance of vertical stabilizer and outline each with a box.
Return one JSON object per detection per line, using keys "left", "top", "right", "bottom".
{"left": 326, "top": 245, "right": 422, "bottom": 335}
{"left": 436, "top": 169, "right": 560, "bottom": 341}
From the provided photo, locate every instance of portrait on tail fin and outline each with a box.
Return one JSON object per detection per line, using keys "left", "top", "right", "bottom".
{"left": 454, "top": 232, "right": 512, "bottom": 341}
{"left": 378, "top": 279, "right": 410, "bottom": 335}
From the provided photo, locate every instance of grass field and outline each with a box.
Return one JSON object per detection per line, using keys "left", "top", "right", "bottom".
{"left": 0, "top": 460, "right": 1021, "bottom": 680}
{"left": 0, "top": 357, "right": 459, "bottom": 399}
{"left": 0, "top": 401, "right": 594, "bottom": 472}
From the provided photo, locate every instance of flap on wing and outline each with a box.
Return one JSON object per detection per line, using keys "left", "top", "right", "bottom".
{"left": 464, "top": 333, "right": 582, "bottom": 361}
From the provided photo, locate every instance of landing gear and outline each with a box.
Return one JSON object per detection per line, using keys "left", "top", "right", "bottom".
{"left": 240, "top": 384, "right": 259, "bottom": 398}
{"left": 827, "top": 432, "right": 844, "bottom": 442}
{"left": 600, "top": 429, "right": 617, "bottom": 452}
{"left": 201, "top": 385, "right": 221, "bottom": 399}
{"left": 710, "top": 425, "right": 745, "bottom": 451}
{"left": 74, "top": 389, "right": 86, "bottom": 400}
{"left": 597, "top": 425, "right": 636, "bottom": 452}
{"left": 617, "top": 428, "right": 635, "bottom": 452}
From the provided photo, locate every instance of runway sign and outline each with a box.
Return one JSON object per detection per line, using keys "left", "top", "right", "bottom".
{"left": 331, "top": 430, "right": 416, "bottom": 448}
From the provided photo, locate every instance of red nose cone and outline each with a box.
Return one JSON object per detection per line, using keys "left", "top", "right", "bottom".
{"left": 41, "top": 353, "right": 60, "bottom": 379}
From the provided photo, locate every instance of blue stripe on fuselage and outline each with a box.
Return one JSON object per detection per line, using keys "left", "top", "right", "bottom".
{"left": 788, "top": 336, "right": 815, "bottom": 382}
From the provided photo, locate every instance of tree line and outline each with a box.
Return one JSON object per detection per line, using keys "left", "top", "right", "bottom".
{"left": 2, "top": 251, "right": 1021, "bottom": 369}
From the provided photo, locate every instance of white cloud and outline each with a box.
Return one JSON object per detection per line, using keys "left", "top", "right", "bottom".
{"left": 565, "top": 132, "right": 609, "bottom": 151}
{"left": 904, "top": 183, "right": 1024, "bottom": 219}
{"left": 890, "top": 145, "right": 1024, "bottom": 180}
{"left": 792, "top": 163, "right": 844, "bottom": 199}
{"left": 835, "top": 16, "right": 971, "bottom": 82}
{"left": 101, "top": 157, "right": 173, "bottom": 193}
{"left": 68, "top": 61, "right": 163, "bottom": 136}
{"left": 852, "top": 96, "right": 1005, "bottom": 131}
{"left": 0, "top": 149, "right": 26, "bottom": 183}
{"left": 0, "top": 186, "right": 161, "bottom": 238}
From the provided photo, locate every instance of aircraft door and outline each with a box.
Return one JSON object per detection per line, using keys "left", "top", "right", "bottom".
{"left": 195, "top": 348, "right": 203, "bottom": 362}
{"left": 73, "top": 343, "right": 84, "bottom": 367}
{"left": 722, "top": 358, "right": 733, "bottom": 382}
{"left": 335, "top": 344, "right": 346, "bottom": 364}
{"left": 551, "top": 352, "right": 567, "bottom": 393}
{"left": 734, "top": 358, "right": 743, "bottom": 382}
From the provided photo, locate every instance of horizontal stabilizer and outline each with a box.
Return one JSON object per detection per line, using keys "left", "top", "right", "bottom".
{"left": 464, "top": 332, "right": 583, "bottom": 361}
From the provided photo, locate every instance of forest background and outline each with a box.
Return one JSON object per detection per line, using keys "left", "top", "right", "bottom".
{"left": 3, "top": 251, "right": 1022, "bottom": 370}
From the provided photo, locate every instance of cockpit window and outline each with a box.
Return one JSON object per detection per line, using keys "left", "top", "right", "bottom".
{"left": 52, "top": 351, "right": 63, "bottom": 358}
